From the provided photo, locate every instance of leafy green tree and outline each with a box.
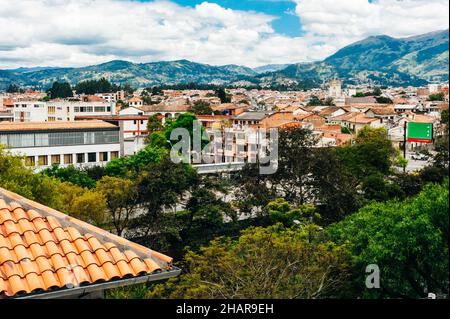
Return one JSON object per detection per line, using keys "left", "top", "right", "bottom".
{"left": 41, "top": 164, "right": 96, "bottom": 188}
{"left": 187, "top": 101, "right": 214, "bottom": 115}
{"left": 441, "top": 109, "right": 449, "bottom": 125}
{"left": 267, "top": 198, "right": 318, "bottom": 227}
{"left": 391, "top": 172, "right": 423, "bottom": 198}
{"left": 429, "top": 92, "right": 444, "bottom": 101}
{"left": 420, "top": 165, "right": 449, "bottom": 184}
{"left": 0, "top": 146, "right": 61, "bottom": 207}
{"left": 104, "top": 145, "right": 167, "bottom": 177}
{"left": 338, "top": 126, "right": 395, "bottom": 179}
{"left": 269, "top": 127, "right": 318, "bottom": 206}
{"left": 164, "top": 112, "right": 210, "bottom": 150}
{"left": 328, "top": 181, "right": 449, "bottom": 298}
{"left": 174, "top": 187, "right": 237, "bottom": 254}
{"left": 57, "top": 182, "right": 107, "bottom": 226}
{"left": 309, "top": 147, "right": 362, "bottom": 223}
{"left": 394, "top": 153, "right": 408, "bottom": 172}
{"left": 307, "top": 95, "right": 322, "bottom": 106}
{"left": 147, "top": 114, "right": 163, "bottom": 134}
{"left": 341, "top": 126, "right": 352, "bottom": 134}
{"left": 233, "top": 163, "right": 276, "bottom": 219}
{"left": 376, "top": 96, "right": 393, "bottom": 104}
{"left": 48, "top": 81, "right": 73, "bottom": 99}
{"left": 83, "top": 165, "right": 107, "bottom": 181}
{"left": 372, "top": 87, "right": 382, "bottom": 96}
{"left": 147, "top": 225, "right": 352, "bottom": 299}
{"left": 215, "top": 87, "right": 231, "bottom": 103}
{"left": 96, "top": 176, "right": 139, "bottom": 236}
{"left": 130, "top": 157, "right": 199, "bottom": 243}
{"left": 75, "top": 77, "right": 117, "bottom": 94}
{"left": 361, "top": 173, "right": 404, "bottom": 202}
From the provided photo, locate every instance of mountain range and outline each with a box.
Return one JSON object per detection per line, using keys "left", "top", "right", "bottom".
{"left": 0, "top": 29, "right": 448, "bottom": 90}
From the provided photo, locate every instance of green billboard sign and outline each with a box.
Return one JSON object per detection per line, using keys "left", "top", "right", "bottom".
{"left": 407, "top": 122, "right": 433, "bottom": 143}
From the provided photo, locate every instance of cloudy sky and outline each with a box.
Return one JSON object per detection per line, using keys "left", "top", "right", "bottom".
{"left": 0, "top": 0, "right": 448, "bottom": 69}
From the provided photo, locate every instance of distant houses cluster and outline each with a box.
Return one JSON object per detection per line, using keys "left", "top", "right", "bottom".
{"left": 0, "top": 80, "right": 448, "bottom": 170}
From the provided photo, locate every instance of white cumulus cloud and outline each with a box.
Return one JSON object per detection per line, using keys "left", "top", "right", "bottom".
{"left": 0, "top": 0, "right": 448, "bottom": 69}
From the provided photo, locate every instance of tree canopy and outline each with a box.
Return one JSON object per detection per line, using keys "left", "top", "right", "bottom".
{"left": 48, "top": 81, "right": 73, "bottom": 99}
{"left": 328, "top": 181, "right": 449, "bottom": 298}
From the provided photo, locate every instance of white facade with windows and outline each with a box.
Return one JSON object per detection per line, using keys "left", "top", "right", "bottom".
{"left": 13, "top": 100, "right": 116, "bottom": 122}
{"left": 0, "top": 121, "right": 120, "bottom": 170}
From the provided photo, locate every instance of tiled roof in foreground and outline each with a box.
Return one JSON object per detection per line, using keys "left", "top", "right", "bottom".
{"left": 0, "top": 187, "right": 179, "bottom": 299}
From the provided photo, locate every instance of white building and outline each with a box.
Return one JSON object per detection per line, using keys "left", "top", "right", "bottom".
{"left": 128, "top": 97, "right": 143, "bottom": 107}
{"left": 0, "top": 121, "right": 120, "bottom": 170}
{"left": 13, "top": 100, "right": 116, "bottom": 122}
{"left": 95, "top": 93, "right": 117, "bottom": 103}
{"left": 75, "top": 114, "right": 149, "bottom": 139}
{"left": 428, "top": 84, "right": 440, "bottom": 94}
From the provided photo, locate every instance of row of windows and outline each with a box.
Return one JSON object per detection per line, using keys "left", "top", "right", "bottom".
{"left": 73, "top": 106, "right": 111, "bottom": 113}
{"left": 0, "top": 130, "right": 119, "bottom": 148}
{"left": 25, "top": 151, "right": 119, "bottom": 167}
{"left": 14, "top": 105, "right": 111, "bottom": 112}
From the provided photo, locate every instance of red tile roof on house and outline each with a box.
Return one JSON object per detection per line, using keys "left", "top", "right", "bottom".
{"left": 0, "top": 187, "right": 179, "bottom": 299}
{"left": 366, "top": 107, "right": 396, "bottom": 115}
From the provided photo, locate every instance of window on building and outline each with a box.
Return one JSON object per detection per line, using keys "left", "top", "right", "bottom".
{"left": 76, "top": 153, "right": 85, "bottom": 163}
{"left": 64, "top": 154, "right": 73, "bottom": 164}
{"left": 48, "top": 106, "right": 56, "bottom": 114}
{"left": 88, "top": 152, "right": 96, "bottom": 162}
{"left": 8, "top": 134, "right": 34, "bottom": 148}
{"left": 99, "top": 152, "right": 108, "bottom": 162}
{"left": 25, "top": 156, "right": 35, "bottom": 167}
{"left": 110, "top": 151, "right": 119, "bottom": 160}
{"left": 35, "top": 133, "right": 49, "bottom": 146}
{"left": 38, "top": 155, "right": 48, "bottom": 166}
{"left": 94, "top": 106, "right": 106, "bottom": 112}
{"left": 51, "top": 155, "right": 60, "bottom": 165}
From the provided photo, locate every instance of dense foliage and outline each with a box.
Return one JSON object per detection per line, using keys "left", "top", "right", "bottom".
{"left": 1, "top": 116, "right": 448, "bottom": 299}
{"left": 329, "top": 181, "right": 449, "bottom": 298}
{"left": 48, "top": 81, "right": 73, "bottom": 98}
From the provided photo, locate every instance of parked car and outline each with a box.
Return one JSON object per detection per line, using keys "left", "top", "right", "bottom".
{"left": 411, "top": 153, "right": 429, "bottom": 161}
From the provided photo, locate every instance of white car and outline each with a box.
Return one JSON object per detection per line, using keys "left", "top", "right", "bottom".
{"left": 411, "top": 153, "right": 429, "bottom": 161}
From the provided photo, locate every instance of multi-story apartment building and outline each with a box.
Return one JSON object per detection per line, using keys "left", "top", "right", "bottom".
{"left": 0, "top": 121, "right": 120, "bottom": 170}
{"left": 95, "top": 93, "right": 117, "bottom": 103}
{"left": 13, "top": 100, "right": 116, "bottom": 122}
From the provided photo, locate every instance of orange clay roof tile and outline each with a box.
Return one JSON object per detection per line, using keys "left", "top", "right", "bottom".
{"left": 0, "top": 187, "right": 177, "bottom": 298}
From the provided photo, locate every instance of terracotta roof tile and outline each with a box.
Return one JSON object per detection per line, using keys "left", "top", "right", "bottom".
{"left": 0, "top": 187, "right": 177, "bottom": 298}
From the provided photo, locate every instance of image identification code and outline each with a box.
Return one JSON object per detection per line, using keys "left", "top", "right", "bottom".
{"left": 176, "top": 303, "right": 274, "bottom": 316}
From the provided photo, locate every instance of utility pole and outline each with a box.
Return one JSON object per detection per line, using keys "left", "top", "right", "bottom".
{"left": 403, "top": 121, "right": 407, "bottom": 173}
